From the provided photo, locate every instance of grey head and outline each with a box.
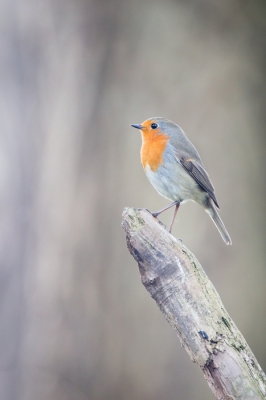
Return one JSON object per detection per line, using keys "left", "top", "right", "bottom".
{"left": 145, "top": 117, "right": 202, "bottom": 163}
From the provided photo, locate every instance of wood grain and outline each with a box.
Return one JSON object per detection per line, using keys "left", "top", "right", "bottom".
{"left": 122, "top": 207, "right": 266, "bottom": 399}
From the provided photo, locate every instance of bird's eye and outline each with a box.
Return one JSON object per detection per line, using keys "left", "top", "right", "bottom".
{"left": 151, "top": 123, "right": 158, "bottom": 130}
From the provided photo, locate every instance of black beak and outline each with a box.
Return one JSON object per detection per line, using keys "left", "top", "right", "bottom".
{"left": 131, "top": 124, "right": 143, "bottom": 130}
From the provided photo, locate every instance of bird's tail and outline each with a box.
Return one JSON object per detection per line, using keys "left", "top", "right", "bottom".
{"left": 205, "top": 199, "right": 232, "bottom": 245}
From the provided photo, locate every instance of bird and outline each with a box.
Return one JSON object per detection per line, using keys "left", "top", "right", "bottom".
{"left": 131, "top": 117, "right": 232, "bottom": 245}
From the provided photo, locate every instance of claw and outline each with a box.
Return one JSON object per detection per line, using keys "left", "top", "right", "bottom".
{"left": 137, "top": 208, "right": 166, "bottom": 229}
{"left": 137, "top": 207, "right": 153, "bottom": 215}
{"left": 157, "top": 219, "right": 166, "bottom": 229}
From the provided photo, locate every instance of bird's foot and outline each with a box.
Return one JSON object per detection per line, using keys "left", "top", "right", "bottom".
{"left": 156, "top": 219, "right": 167, "bottom": 229}
{"left": 137, "top": 208, "right": 166, "bottom": 229}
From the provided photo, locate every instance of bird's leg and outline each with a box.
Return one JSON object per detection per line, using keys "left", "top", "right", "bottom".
{"left": 169, "top": 202, "right": 180, "bottom": 233}
{"left": 151, "top": 201, "right": 179, "bottom": 218}
{"left": 139, "top": 201, "right": 179, "bottom": 232}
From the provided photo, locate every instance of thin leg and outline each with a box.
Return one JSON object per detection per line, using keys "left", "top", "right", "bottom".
{"left": 152, "top": 201, "right": 179, "bottom": 218}
{"left": 169, "top": 203, "right": 180, "bottom": 233}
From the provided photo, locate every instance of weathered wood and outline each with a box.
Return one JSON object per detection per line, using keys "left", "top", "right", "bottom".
{"left": 122, "top": 207, "right": 266, "bottom": 400}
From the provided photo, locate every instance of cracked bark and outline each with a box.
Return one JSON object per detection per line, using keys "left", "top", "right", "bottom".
{"left": 121, "top": 207, "right": 266, "bottom": 400}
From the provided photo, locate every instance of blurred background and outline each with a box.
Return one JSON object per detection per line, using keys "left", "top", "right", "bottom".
{"left": 0, "top": 0, "right": 266, "bottom": 399}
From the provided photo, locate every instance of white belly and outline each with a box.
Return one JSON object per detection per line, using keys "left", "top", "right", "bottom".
{"left": 145, "top": 163, "right": 206, "bottom": 205}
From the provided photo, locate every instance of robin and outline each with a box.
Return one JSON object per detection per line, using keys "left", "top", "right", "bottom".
{"left": 131, "top": 117, "right": 232, "bottom": 245}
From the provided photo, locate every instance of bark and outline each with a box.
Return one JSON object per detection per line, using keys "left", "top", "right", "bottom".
{"left": 121, "top": 207, "right": 266, "bottom": 400}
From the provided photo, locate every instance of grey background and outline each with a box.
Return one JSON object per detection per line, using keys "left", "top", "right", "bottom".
{"left": 0, "top": 0, "right": 266, "bottom": 399}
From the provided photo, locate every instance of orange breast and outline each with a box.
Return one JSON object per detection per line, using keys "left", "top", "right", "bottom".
{"left": 141, "top": 132, "right": 169, "bottom": 172}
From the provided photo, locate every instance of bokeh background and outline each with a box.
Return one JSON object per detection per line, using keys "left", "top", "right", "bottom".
{"left": 1, "top": 0, "right": 266, "bottom": 399}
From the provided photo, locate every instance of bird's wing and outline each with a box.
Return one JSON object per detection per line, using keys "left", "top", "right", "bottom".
{"left": 178, "top": 153, "right": 219, "bottom": 209}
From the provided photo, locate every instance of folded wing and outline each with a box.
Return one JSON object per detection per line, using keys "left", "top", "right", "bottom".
{"left": 179, "top": 154, "right": 219, "bottom": 209}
